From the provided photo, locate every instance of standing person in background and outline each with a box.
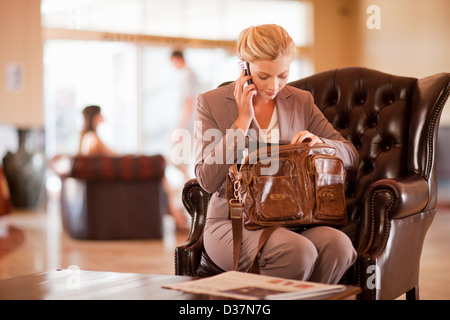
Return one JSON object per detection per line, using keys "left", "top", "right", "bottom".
{"left": 166, "top": 50, "right": 201, "bottom": 232}
{"left": 170, "top": 50, "right": 200, "bottom": 180}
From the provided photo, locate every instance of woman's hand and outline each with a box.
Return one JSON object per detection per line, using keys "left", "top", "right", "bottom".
{"left": 290, "top": 130, "right": 323, "bottom": 146}
{"left": 234, "top": 70, "right": 257, "bottom": 131}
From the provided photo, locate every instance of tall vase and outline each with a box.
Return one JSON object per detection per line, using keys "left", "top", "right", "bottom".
{"left": 2, "top": 128, "right": 46, "bottom": 209}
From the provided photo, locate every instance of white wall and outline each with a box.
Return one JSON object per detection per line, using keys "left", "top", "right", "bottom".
{"left": 357, "top": 0, "right": 450, "bottom": 124}
{"left": 0, "top": 0, "right": 43, "bottom": 128}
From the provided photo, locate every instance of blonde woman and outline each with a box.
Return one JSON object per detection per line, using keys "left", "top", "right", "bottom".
{"left": 194, "top": 24, "right": 359, "bottom": 283}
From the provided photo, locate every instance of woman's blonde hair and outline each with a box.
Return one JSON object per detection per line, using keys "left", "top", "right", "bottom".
{"left": 237, "top": 24, "right": 296, "bottom": 62}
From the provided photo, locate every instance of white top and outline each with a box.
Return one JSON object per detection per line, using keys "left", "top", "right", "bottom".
{"left": 79, "top": 131, "right": 97, "bottom": 155}
{"left": 252, "top": 105, "right": 280, "bottom": 144}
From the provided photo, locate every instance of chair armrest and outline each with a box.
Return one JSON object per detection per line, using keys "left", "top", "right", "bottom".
{"left": 175, "top": 179, "right": 211, "bottom": 275}
{"left": 355, "top": 172, "right": 429, "bottom": 255}
{"left": 181, "top": 179, "right": 210, "bottom": 239}
{"left": 49, "top": 155, "right": 73, "bottom": 179}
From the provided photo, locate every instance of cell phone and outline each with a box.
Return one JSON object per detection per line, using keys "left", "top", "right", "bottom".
{"left": 238, "top": 61, "right": 253, "bottom": 88}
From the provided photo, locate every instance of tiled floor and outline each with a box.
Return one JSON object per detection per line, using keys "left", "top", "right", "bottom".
{"left": 1, "top": 187, "right": 450, "bottom": 300}
{"left": 0, "top": 195, "right": 187, "bottom": 280}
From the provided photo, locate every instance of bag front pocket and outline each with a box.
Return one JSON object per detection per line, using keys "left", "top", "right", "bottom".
{"left": 253, "top": 158, "right": 303, "bottom": 224}
{"left": 309, "top": 155, "right": 347, "bottom": 223}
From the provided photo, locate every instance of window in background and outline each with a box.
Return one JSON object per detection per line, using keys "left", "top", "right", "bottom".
{"left": 41, "top": 0, "right": 313, "bottom": 157}
{"left": 43, "top": 40, "right": 138, "bottom": 156}
{"left": 41, "top": 0, "right": 311, "bottom": 46}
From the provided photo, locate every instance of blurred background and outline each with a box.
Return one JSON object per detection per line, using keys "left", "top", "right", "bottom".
{"left": 1, "top": 0, "right": 449, "bottom": 163}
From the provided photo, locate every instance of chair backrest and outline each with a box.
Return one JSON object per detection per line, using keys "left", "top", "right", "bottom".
{"left": 289, "top": 67, "right": 450, "bottom": 220}
{"left": 51, "top": 154, "right": 166, "bottom": 181}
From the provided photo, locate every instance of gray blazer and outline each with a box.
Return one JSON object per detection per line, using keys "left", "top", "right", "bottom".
{"left": 194, "top": 82, "right": 359, "bottom": 220}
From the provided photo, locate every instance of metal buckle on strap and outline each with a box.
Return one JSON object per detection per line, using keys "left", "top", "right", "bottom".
{"left": 229, "top": 199, "right": 243, "bottom": 219}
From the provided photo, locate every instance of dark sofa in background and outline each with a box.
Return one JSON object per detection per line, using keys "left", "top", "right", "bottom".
{"left": 52, "top": 154, "right": 167, "bottom": 240}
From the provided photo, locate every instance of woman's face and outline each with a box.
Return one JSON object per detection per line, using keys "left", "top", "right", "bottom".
{"left": 249, "top": 55, "right": 293, "bottom": 102}
{"left": 93, "top": 113, "right": 104, "bottom": 128}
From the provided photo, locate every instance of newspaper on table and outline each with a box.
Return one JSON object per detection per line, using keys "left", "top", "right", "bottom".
{"left": 163, "top": 271, "right": 345, "bottom": 300}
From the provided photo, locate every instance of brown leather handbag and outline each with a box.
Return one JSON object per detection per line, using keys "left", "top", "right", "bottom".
{"left": 227, "top": 143, "right": 347, "bottom": 273}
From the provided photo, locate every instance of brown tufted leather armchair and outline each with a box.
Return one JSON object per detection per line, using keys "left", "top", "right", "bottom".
{"left": 175, "top": 67, "right": 450, "bottom": 300}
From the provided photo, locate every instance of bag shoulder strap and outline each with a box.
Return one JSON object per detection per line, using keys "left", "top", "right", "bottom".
{"left": 248, "top": 227, "right": 277, "bottom": 274}
{"left": 229, "top": 199, "right": 243, "bottom": 271}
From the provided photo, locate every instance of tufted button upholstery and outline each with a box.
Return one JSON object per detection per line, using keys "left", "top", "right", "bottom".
{"left": 175, "top": 67, "right": 450, "bottom": 300}
{"left": 290, "top": 68, "right": 421, "bottom": 223}
{"left": 51, "top": 154, "right": 167, "bottom": 240}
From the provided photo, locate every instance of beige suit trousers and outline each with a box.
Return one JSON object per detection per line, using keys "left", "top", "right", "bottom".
{"left": 204, "top": 219, "right": 357, "bottom": 284}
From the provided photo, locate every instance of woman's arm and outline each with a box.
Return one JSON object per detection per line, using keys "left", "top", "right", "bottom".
{"left": 306, "top": 93, "right": 359, "bottom": 169}
{"left": 290, "top": 92, "right": 359, "bottom": 170}
{"left": 194, "top": 93, "right": 247, "bottom": 194}
{"left": 79, "top": 132, "right": 117, "bottom": 156}
{"left": 194, "top": 72, "right": 256, "bottom": 194}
